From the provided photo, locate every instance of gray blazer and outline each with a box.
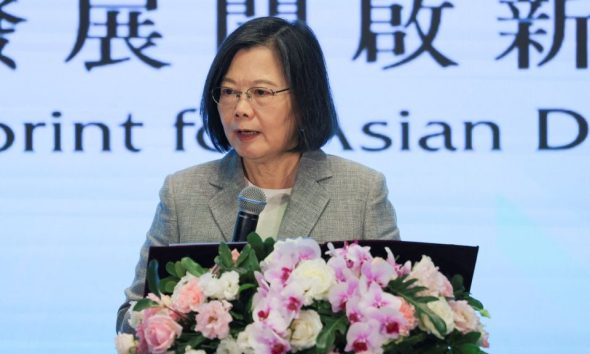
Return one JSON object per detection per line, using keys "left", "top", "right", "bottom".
{"left": 117, "top": 150, "right": 399, "bottom": 332}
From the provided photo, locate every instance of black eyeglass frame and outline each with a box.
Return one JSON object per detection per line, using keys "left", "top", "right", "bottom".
{"left": 211, "top": 86, "right": 290, "bottom": 105}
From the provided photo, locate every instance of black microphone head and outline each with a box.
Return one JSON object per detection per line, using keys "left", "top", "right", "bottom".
{"left": 238, "top": 186, "right": 267, "bottom": 215}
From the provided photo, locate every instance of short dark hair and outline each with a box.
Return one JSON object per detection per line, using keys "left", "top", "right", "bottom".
{"left": 200, "top": 16, "right": 339, "bottom": 152}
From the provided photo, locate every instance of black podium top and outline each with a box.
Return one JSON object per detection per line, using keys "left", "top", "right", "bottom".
{"left": 147, "top": 239, "right": 478, "bottom": 295}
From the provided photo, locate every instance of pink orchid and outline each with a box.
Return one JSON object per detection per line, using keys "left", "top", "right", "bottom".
{"left": 358, "top": 282, "right": 402, "bottom": 310}
{"left": 345, "top": 293, "right": 365, "bottom": 324}
{"left": 246, "top": 322, "right": 292, "bottom": 354}
{"left": 327, "top": 242, "right": 373, "bottom": 276}
{"left": 252, "top": 288, "right": 295, "bottom": 336}
{"left": 345, "top": 320, "right": 386, "bottom": 354}
{"left": 280, "top": 282, "right": 305, "bottom": 316}
{"left": 365, "top": 306, "right": 407, "bottom": 340}
{"left": 261, "top": 256, "right": 297, "bottom": 287}
{"left": 360, "top": 257, "right": 396, "bottom": 288}
{"left": 252, "top": 271, "right": 270, "bottom": 304}
{"left": 385, "top": 247, "right": 412, "bottom": 277}
{"left": 281, "top": 237, "right": 322, "bottom": 262}
{"left": 327, "top": 256, "right": 357, "bottom": 283}
{"left": 262, "top": 238, "right": 321, "bottom": 285}
{"left": 328, "top": 277, "right": 359, "bottom": 312}
{"left": 253, "top": 272, "right": 298, "bottom": 327}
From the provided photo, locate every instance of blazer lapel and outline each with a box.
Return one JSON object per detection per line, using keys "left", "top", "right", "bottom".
{"left": 279, "top": 150, "right": 332, "bottom": 238}
{"left": 208, "top": 151, "right": 246, "bottom": 241}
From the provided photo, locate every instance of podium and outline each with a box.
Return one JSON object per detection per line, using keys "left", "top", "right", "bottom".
{"left": 145, "top": 239, "right": 479, "bottom": 295}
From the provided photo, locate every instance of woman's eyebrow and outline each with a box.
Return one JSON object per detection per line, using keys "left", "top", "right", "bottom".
{"left": 221, "top": 77, "right": 280, "bottom": 87}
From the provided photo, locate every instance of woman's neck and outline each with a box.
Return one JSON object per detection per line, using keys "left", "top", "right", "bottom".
{"left": 242, "top": 153, "right": 301, "bottom": 189}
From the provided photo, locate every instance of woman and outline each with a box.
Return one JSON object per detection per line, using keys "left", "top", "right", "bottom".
{"left": 117, "top": 16, "right": 400, "bottom": 333}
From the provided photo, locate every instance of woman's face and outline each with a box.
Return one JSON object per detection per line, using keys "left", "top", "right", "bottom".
{"left": 217, "top": 46, "right": 297, "bottom": 164}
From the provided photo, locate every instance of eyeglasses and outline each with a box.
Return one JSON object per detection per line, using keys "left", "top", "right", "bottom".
{"left": 212, "top": 86, "right": 290, "bottom": 107}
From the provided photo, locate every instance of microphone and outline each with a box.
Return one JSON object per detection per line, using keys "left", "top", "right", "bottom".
{"left": 232, "top": 186, "right": 267, "bottom": 242}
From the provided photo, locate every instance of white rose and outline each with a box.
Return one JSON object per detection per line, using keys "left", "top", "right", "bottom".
{"left": 199, "top": 272, "right": 223, "bottom": 298}
{"left": 419, "top": 298, "right": 455, "bottom": 339}
{"left": 289, "top": 310, "right": 323, "bottom": 352}
{"left": 216, "top": 336, "right": 241, "bottom": 354}
{"left": 184, "top": 346, "right": 207, "bottom": 354}
{"left": 449, "top": 300, "right": 480, "bottom": 334}
{"left": 128, "top": 302, "right": 142, "bottom": 329}
{"left": 219, "top": 271, "right": 240, "bottom": 301}
{"left": 236, "top": 326, "right": 255, "bottom": 354}
{"left": 114, "top": 333, "right": 136, "bottom": 354}
{"left": 290, "top": 259, "right": 336, "bottom": 305}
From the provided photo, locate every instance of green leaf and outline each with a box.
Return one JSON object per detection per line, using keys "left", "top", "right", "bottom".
{"left": 217, "top": 242, "right": 234, "bottom": 268}
{"left": 423, "top": 311, "right": 447, "bottom": 338}
{"left": 236, "top": 244, "right": 252, "bottom": 266}
{"left": 478, "top": 308, "right": 491, "bottom": 318}
{"left": 184, "top": 333, "right": 208, "bottom": 350}
{"left": 240, "top": 248, "right": 261, "bottom": 275}
{"left": 466, "top": 297, "right": 483, "bottom": 310}
{"left": 263, "top": 236, "right": 275, "bottom": 257}
{"left": 397, "top": 332, "right": 428, "bottom": 347}
{"left": 464, "top": 296, "right": 490, "bottom": 318}
{"left": 422, "top": 343, "right": 450, "bottom": 354}
{"left": 415, "top": 296, "right": 439, "bottom": 303}
{"left": 181, "top": 257, "right": 207, "bottom": 277}
{"left": 230, "top": 309, "right": 244, "bottom": 321}
{"left": 232, "top": 266, "right": 249, "bottom": 276}
{"left": 404, "top": 286, "right": 429, "bottom": 296}
{"left": 165, "top": 261, "right": 177, "bottom": 277}
{"left": 247, "top": 232, "right": 266, "bottom": 260}
{"left": 462, "top": 332, "right": 482, "bottom": 344}
{"left": 311, "top": 301, "right": 334, "bottom": 316}
{"left": 238, "top": 283, "right": 257, "bottom": 292}
{"left": 452, "top": 274, "right": 466, "bottom": 297}
{"left": 132, "top": 298, "right": 158, "bottom": 312}
{"left": 315, "top": 315, "right": 348, "bottom": 354}
{"left": 387, "top": 275, "right": 460, "bottom": 340}
{"left": 174, "top": 261, "right": 186, "bottom": 278}
{"left": 160, "top": 276, "right": 178, "bottom": 294}
{"left": 147, "top": 259, "right": 161, "bottom": 296}
{"left": 453, "top": 343, "right": 482, "bottom": 354}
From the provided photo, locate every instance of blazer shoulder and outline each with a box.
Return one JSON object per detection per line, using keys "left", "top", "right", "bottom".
{"left": 168, "top": 158, "right": 224, "bottom": 186}
{"left": 324, "top": 154, "right": 384, "bottom": 180}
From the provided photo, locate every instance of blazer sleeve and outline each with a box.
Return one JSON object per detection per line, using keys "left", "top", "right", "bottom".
{"left": 363, "top": 171, "right": 401, "bottom": 240}
{"left": 116, "top": 175, "right": 179, "bottom": 333}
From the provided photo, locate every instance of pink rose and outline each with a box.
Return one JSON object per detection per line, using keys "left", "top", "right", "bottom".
{"left": 479, "top": 328, "right": 490, "bottom": 348}
{"left": 171, "top": 274, "right": 205, "bottom": 313}
{"left": 195, "top": 300, "right": 233, "bottom": 339}
{"left": 231, "top": 249, "right": 241, "bottom": 263}
{"left": 449, "top": 300, "right": 480, "bottom": 334}
{"left": 409, "top": 256, "right": 453, "bottom": 298}
{"left": 398, "top": 298, "right": 418, "bottom": 335}
{"left": 137, "top": 311, "right": 182, "bottom": 354}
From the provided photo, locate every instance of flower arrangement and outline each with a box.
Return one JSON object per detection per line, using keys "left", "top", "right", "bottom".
{"left": 116, "top": 234, "right": 489, "bottom": 354}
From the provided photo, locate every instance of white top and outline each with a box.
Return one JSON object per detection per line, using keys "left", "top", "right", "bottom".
{"left": 247, "top": 180, "right": 292, "bottom": 239}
